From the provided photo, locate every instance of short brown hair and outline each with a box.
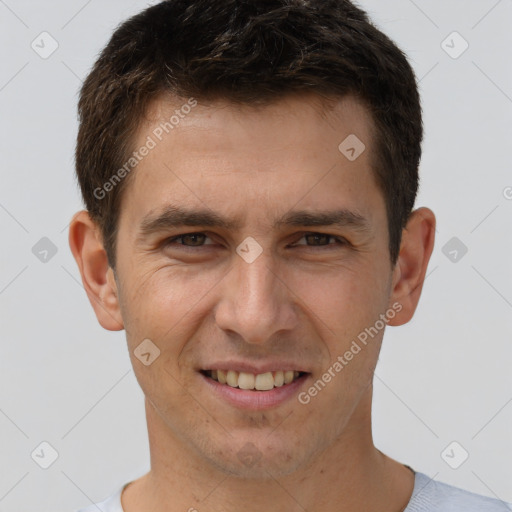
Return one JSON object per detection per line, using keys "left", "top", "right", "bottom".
{"left": 75, "top": 0, "right": 422, "bottom": 269}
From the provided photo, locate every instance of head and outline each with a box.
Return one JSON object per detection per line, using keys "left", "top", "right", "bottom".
{"left": 70, "top": 0, "right": 435, "bottom": 478}
{"left": 75, "top": 0, "right": 423, "bottom": 271}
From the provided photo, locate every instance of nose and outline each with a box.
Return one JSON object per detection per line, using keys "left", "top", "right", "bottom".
{"left": 214, "top": 249, "right": 298, "bottom": 345}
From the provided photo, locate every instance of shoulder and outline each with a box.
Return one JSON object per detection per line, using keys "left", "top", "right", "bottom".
{"left": 75, "top": 483, "right": 126, "bottom": 512}
{"left": 406, "top": 472, "right": 512, "bottom": 512}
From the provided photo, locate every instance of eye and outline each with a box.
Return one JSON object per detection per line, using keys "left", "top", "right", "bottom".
{"left": 292, "top": 232, "right": 348, "bottom": 248}
{"left": 163, "top": 231, "right": 348, "bottom": 251}
{"left": 165, "top": 232, "right": 215, "bottom": 247}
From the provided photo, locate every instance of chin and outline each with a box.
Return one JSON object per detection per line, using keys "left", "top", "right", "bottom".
{"left": 202, "top": 434, "right": 312, "bottom": 479}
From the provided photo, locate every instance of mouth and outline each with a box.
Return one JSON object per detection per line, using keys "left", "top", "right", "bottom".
{"left": 200, "top": 369, "right": 308, "bottom": 391}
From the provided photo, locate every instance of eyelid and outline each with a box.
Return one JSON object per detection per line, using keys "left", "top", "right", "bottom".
{"left": 291, "top": 232, "right": 348, "bottom": 247}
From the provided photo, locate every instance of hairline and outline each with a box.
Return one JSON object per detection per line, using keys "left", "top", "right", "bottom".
{"left": 105, "top": 90, "right": 391, "bottom": 270}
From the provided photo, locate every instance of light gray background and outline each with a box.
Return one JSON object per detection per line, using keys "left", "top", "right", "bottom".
{"left": 0, "top": 1, "right": 511, "bottom": 510}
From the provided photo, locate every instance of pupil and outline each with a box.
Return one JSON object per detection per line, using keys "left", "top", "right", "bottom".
{"left": 184, "top": 234, "right": 204, "bottom": 246}
{"left": 307, "top": 234, "right": 329, "bottom": 246}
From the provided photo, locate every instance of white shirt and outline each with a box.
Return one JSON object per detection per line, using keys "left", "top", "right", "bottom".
{"left": 76, "top": 469, "right": 512, "bottom": 511}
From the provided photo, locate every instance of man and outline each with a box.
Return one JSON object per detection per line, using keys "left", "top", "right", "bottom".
{"left": 69, "top": 1, "right": 510, "bottom": 511}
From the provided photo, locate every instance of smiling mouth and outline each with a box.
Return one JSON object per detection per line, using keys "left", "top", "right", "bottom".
{"left": 201, "top": 369, "right": 308, "bottom": 391}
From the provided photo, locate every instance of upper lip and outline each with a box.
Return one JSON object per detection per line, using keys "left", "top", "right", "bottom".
{"left": 200, "top": 360, "right": 310, "bottom": 374}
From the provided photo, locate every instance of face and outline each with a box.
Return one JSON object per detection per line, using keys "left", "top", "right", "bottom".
{"left": 112, "top": 93, "right": 398, "bottom": 478}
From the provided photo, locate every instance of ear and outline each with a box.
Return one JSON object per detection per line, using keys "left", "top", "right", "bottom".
{"left": 387, "top": 207, "right": 436, "bottom": 326}
{"left": 68, "top": 210, "right": 124, "bottom": 331}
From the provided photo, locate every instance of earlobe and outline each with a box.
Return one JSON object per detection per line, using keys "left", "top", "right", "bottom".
{"left": 387, "top": 207, "right": 436, "bottom": 326}
{"left": 68, "top": 210, "right": 124, "bottom": 331}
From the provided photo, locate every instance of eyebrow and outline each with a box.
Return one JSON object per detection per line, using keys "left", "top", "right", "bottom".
{"left": 138, "top": 205, "right": 372, "bottom": 239}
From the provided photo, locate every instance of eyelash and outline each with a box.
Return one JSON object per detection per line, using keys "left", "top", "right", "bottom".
{"left": 164, "top": 232, "right": 348, "bottom": 250}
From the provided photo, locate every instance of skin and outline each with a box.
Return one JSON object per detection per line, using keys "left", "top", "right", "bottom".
{"left": 69, "top": 92, "right": 436, "bottom": 512}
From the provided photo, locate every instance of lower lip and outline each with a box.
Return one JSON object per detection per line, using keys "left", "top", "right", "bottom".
{"left": 200, "top": 372, "right": 310, "bottom": 410}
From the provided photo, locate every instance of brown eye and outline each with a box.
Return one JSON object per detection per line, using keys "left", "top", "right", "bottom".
{"left": 165, "top": 233, "right": 213, "bottom": 247}
{"left": 180, "top": 233, "right": 207, "bottom": 246}
{"left": 305, "top": 233, "right": 331, "bottom": 246}
{"left": 294, "top": 233, "right": 347, "bottom": 247}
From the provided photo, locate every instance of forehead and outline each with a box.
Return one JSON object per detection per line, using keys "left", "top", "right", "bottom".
{"left": 118, "top": 93, "right": 383, "bottom": 231}
{"left": 142, "top": 92, "right": 374, "bottom": 154}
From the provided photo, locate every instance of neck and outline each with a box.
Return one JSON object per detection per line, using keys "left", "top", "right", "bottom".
{"left": 122, "top": 388, "right": 415, "bottom": 512}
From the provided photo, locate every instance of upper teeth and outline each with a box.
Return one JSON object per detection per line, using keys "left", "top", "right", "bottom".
{"left": 208, "top": 370, "right": 300, "bottom": 390}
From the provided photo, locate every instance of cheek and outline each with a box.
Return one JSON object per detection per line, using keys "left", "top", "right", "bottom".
{"left": 294, "top": 262, "right": 387, "bottom": 335}
{"left": 120, "top": 266, "right": 222, "bottom": 352}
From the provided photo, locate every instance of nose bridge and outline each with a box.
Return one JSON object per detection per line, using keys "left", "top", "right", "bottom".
{"left": 215, "top": 248, "right": 296, "bottom": 344}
